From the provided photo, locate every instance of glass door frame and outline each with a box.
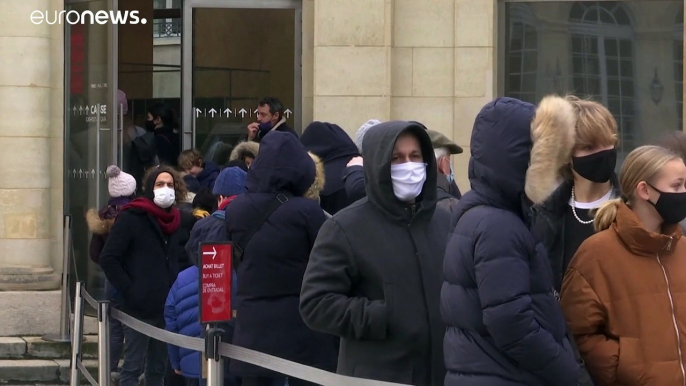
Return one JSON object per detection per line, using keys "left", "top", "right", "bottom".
{"left": 181, "top": 0, "right": 303, "bottom": 150}
{"left": 64, "top": 0, "right": 120, "bottom": 210}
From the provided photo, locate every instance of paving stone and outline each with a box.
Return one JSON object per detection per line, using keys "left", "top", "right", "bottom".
{"left": 0, "top": 359, "right": 60, "bottom": 382}
{"left": 0, "top": 337, "right": 26, "bottom": 358}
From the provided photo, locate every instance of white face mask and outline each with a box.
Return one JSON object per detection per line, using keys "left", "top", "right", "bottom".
{"left": 153, "top": 186, "right": 176, "bottom": 208}
{"left": 390, "top": 162, "right": 427, "bottom": 202}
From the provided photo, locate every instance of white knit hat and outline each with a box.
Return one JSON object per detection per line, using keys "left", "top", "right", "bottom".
{"left": 354, "top": 119, "right": 382, "bottom": 154}
{"left": 106, "top": 165, "right": 136, "bottom": 198}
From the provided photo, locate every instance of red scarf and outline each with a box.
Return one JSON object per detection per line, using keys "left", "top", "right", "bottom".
{"left": 122, "top": 197, "right": 181, "bottom": 234}
{"left": 218, "top": 195, "right": 238, "bottom": 210}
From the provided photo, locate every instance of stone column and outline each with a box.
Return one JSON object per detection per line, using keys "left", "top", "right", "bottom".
{"left": 0, "top": 0, "right": 63, "bottom": 290}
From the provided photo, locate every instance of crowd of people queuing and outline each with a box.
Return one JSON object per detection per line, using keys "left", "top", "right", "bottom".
{"left": 87, "top": 94, "right": 686, "bottom": 386}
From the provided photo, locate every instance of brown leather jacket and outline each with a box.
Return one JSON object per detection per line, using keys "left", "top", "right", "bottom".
{"left": 561, "top": 202, "right": 686, "bottom": 386}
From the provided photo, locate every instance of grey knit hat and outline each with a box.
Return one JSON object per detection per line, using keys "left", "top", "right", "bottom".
{"left": 354, "top": 119, "right": 382, "bottom": 154}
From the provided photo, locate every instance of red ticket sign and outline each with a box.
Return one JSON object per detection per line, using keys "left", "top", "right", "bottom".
{"left": 199, "top": 242, "right": 232, "bottom": 324}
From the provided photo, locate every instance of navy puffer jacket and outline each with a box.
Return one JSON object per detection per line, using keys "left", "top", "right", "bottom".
{"left": 441, "top": 98, "right": 579, "bottom": 386}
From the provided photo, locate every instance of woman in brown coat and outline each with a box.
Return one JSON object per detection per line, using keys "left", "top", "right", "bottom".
{"left": 561, "top": 145, "right": 686, "bottom": 386}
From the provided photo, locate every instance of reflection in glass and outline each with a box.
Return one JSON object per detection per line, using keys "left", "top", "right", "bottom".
{"left": 503, "top": 1, "right": 683, "bottom": 166}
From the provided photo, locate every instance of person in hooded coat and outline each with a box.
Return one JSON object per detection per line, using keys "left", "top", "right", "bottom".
{"left": 99, "top": 165, "right": 189, "bottom": 386}
{"left": 224, "top": 131, "right": 337, "bottom": 386}
{"left": 300, "top": 121, "right": 359, "bottom": 214}
{"left": 300, "top": 122, "right": 452, "bottom": 386}
{"left": 441, "top": 97, "right": 580, "bottom": 386}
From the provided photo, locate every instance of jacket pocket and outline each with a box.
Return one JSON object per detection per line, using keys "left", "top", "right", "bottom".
{"left": 617, "top": 337, "right": 646, "bottom": 385}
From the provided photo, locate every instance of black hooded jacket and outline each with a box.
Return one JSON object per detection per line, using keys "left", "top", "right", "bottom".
{"left": 224, "top": 131, "right": 336, "bottom": 377}
{"left": 300, "top": 121, "right": 452, "bottom": 385}
{"left": 300, "top": 121, "right": 360, "bottom": 215}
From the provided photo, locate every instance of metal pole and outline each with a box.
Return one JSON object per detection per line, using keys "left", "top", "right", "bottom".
{"left": 98, "top": 301, "right": 111, "bottom": 386}
{"left": 70, "top": 282, "right": 85, "bottom": 386}
{"left": 43, "top": 215, "right": 73, "bottom": 342}
{"left": 206, "top": 327, "right": 224, "bottom": 386}
{"left": 96, "top": 107, "right": 102, "bottom": 209}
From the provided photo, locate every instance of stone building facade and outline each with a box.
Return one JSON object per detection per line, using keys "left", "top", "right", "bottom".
{"left": 0, "top": 0, "right": 682, "bottom": 334}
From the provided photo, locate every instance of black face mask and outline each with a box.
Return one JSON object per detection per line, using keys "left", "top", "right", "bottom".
{"left": 572, "top": 148, "right": 617, "bottom": 183}
{"left": 647, "top": 183, "right": 686, "bottom": 225}
{"left": 145, "top": 119, "right": 157, "bottom": 132}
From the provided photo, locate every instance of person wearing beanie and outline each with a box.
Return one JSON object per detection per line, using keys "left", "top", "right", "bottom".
{"left": 100, "top": 165, "right": 190, "bottom": 386}
{"left": 171, "top": 166, "right": 248, "bottom": 386}
{"left": 354, "top": 119, "right": 382, "bottom": 155}
{"left": 342, "top": 119, "right": 383, "bottom": 205}
{"left": 85, "top": 165, "right": 136, "bottom": 379}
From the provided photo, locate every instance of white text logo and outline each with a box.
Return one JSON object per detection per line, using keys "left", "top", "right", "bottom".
{"left": 31, "top": 10, "right": 147, "bottom": 25}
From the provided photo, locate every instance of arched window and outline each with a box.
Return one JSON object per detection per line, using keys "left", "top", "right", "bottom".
{"left": 506, "top": 4, "right": 538, "bottom": 104}
{"left": 676, "top": 9, "right": 683, "bottom": 130}
{"left": 570, "top": 2, "right": 635, "bottom": 159}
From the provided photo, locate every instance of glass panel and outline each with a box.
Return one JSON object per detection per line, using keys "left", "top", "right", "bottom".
{"left": 524, "top": 25, "right": 537, "bottom": 49}
{"left": 65, "top": 0, "right": 115, "bottom": 299}
{"left": 509, "top": 54, "right": 522, "bottom": 74}
{"left": 523, "top": 52, "right": 537, "bottom": 72}
{"left": 192, "top": 8, "right": 297, "bottom": 165}
{"left": 504, "top": 1, "right": 683, "bottom": 168}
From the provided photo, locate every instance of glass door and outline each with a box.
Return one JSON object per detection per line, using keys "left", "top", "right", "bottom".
{"left": 65, "top": 0, "right": 119, "bottom": 298}
{"left": 181, "top": 0, "right": 302, "bottom": 160}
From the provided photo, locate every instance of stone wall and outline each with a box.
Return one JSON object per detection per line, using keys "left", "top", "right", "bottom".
{"left": 312, "top": 0, "right": 497, "bottom": 193}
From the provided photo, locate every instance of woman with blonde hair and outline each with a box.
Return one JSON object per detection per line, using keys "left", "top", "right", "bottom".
{"left": 561, "top": 145, "right": 686, "bottom": 385}
{"left": 530, "top": 95, "right": 620, "bottom": 292}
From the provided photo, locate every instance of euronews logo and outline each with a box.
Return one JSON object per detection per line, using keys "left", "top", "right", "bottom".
{"left": 31, "top": 10, "right": 147, "bottom": 25}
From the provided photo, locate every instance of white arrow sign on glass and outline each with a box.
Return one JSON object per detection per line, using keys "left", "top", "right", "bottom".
{"left": 203, "top": 246, "right": 217, "bottom": 260}
{"left": 72, "top": 169, "right": 77, "bottom": 177}
{"left": 78, "top": 169, "right": 83, "bottom": 178}
{"left": 91, "top": 169, "right": 96, "bottom": 178}
{"left": 195, "top": 108, "right": 203, "bottom": 118}
{"left": 209, "top": 108, "right": 217, "bottom": 118}
{"left": 284, "top": 109, "right": 292, "bottom": 118}
{"left": 73, "top": 107, "right": 77, "bottom": 115}
{"left": 253, "top": 109, "right": 258, "bottom": 117}
{"left": 239, "top": 108, "right": 247, "bottom": 118}
{"left": 223, "top": 108, "right": 232, "bottom": 117}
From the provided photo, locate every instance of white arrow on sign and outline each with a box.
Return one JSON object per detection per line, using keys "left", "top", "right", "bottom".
{"left": 72, "top": 169, "right": 77, "bottom": 177}
{"left": 223, "top": 108, "right": 232, "bottom": 117}
{"left": 195, "top": 108, "right": 203, "bottom": 118}
{"left": 238, "top": 108, "right": 247, "bottom": 118}
{"left": 209, "top": 108, "right": 217, "bottom": 118}
{"left": 78, "top": 106, "right": 83, "bottom": 115}
{"left": 91, "top": 169, "right": 96, "bottom": 179}
{"left": 78, "top": 169, "right": 83, "bottom": 179}
{"left": 253, "top": 109, "right": 258, "bottom": 117}
{"left": 203, "top": 246, "right": 217, "bottom": 260}
{"left": 284, "top": 109, "right": 292, "bottom": 118}
{"left": 72, "top": 106, "right": 77, "bottom": 115}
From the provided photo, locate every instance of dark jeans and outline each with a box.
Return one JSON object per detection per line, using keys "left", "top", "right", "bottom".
{"left": 105, "top": 280, "right": 124, "bottom": 371}
{"left": 119, "top": 319, "right": 168, "bottom": 386}
{"left": 242, "top": 377, "right": 314, "bottom": 386}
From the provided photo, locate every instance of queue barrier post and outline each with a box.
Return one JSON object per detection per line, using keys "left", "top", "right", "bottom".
{"left": 69, "top": 282, "right": 85, "bottom": 386}
{"left": 206, "top": 327, "right": 225, "bottom": 386}
{"left": 98, "top": 300, "right": 111, "bottom": 386}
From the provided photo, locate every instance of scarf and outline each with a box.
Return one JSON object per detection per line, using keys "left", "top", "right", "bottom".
{"left": 218, "top": 195, "right": 238, "bottom": 210}
{"left": 122, "top": 197, "right": 181, "bottom": 234}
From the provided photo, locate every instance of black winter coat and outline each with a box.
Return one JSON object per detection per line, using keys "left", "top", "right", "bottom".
{"left": 441, "top": 98, "right": 579, "bottom": 386}
{"left": 224, "top": 131, "right": 337, "bottom": 377}
{"left": 99, "top": 207, "right": 188, "bottom": 321}
{"left": 531, "top": 177, "right": 620, "bottom": 291}
{"left": 301, "top": 122, "right": 453, "bottom": 386}
{"left": 300, "top": 122, "right": 359, "bottom": 215}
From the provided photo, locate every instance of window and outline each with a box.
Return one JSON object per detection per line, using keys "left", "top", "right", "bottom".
{"left": 501, "top": 1, "right": 684, "bottom": 167}
{"left": 505, "top": 4, "right": 538, "bottom": 104}
{"left": 153, "top": 0, "right": 182, "bottom": 38}
{"left": 570, "top": 2, "right": 636, "bottom": 159}
{"left": 676, "top": 9, "right": 684, "bottom": 130}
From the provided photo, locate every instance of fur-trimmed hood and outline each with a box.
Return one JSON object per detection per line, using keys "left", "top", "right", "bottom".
{"left": 86, "top": 209, "right": 115, "bottom": 235}
{"left": 304, "top": 152, "right": 326, "bottom": 201}
{"left": 524, "top": 96, "right": 577, "bottom": 205}
{"left": 229, "top": 141, "right": 259, "bottom": 162}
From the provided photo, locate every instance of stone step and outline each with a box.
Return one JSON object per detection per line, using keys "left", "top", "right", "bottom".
{"left": 0, "top": 336, "right": 98, "bottom": 360}
{"left": 0, "top": 359, "right": 98, "bottom": 384}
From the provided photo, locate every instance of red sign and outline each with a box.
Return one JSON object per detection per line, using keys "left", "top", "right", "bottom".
{"left": 199, "top": 242, "right": 233, "bottom": 324}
